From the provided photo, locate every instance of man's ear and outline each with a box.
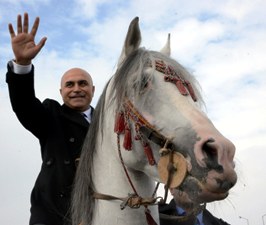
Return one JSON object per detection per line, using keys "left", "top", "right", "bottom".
{"left": 59, "top": 89, "right": 62, "bottom": 95}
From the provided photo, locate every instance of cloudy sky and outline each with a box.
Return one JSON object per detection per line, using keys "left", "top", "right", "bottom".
{"left": 0, "top": 0, "right": 265, "bottom": 224}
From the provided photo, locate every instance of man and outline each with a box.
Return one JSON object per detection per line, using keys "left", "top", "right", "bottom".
{"left": 159, "top": 188, "right": 230, "bottom": 225}
{"left": 6, "top": 13, "right": 95, "bottom": 225}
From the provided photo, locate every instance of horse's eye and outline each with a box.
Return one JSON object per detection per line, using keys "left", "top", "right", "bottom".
{"left": 141, "top": 75, "right": 150, "bottom": 90}
{"left": 143, "top": 81, "right": 149, "bottom": 88}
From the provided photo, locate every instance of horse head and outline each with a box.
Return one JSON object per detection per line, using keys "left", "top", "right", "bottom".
{"left": 115, "top": 16, "right": 237, "bottom": 206}
{"left": 72, "top": 17, "right": 237, "bottom": 225}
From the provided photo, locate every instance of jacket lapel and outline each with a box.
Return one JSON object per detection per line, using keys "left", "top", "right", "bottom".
{"left": 61, "top": 104, "right": 90, "bottom": 127}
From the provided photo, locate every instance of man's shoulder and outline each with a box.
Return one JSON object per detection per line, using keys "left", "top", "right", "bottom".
{"left": 43, "top": 98, "right": 61, "bottom": 106}
{"left": 42, "top": 98, "right": 63, "bottom": 112}
{"left": 204, "top": 209, "right": 231, "bottom": 225}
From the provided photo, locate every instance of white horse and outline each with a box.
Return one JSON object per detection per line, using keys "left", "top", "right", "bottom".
{"left": 71, "top": 17, "right": 237, "bottom": 225}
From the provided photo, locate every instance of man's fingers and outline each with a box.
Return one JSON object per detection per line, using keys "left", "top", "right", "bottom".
{"left": 31, "top": 37, "right": 47, "bottom": 57}
{"left": 23, "top": 12, "right": 29, "bottom": 33}
{"left": 17, "top": 14, "right": 22, "bottom": 34}
{"left": 30, "top": 17, "right": 40, "bottom": 37}
{"left": 36, "top": 37, "right": 47, "bottom": 51}
{"left": 8, "top": 24, "right": 15, "bottom": 38}
{"left": 10, "top": 13, "right": 40, "bottom": 38}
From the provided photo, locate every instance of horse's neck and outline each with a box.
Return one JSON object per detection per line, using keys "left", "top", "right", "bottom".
{"left": 91, "top": 106, "right": 159, "bottom": 225}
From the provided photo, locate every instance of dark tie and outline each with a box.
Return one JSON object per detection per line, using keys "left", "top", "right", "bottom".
{"left": 82, "top": 113, "right": 89, "bottom": 123}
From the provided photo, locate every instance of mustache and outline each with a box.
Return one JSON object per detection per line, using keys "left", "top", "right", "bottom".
{"left": 69, "top": 94, "right": 86, "bottom": 98}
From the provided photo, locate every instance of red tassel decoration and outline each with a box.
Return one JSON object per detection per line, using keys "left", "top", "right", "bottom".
{"left": 123, "top": 124, "right": 132, "bottom": 150}
{"left": 145, "top": 208, "right": 158, "bottom": 225}
{"left": 176, "top": 80, "right": 189, "bottom": 96}
{"left": 143, "top": 143, "right": 156, "bottom": 166}
{"left": 185, "top": 81, "right": 197, "bottom": 102}
{"left": 134, "top": 134, "right": 141, "bottom": 140}
{"left": 114, "top": 112, "right": 125, "bottom": 134}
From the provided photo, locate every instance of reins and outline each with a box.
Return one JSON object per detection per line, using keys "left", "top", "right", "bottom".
{"left": 94, "top": 127, "right": 163, "bottom": 225}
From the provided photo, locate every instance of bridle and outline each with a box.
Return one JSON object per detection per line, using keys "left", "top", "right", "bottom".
{"left": 93, "top": 60, "right": 201, "bottom": 225}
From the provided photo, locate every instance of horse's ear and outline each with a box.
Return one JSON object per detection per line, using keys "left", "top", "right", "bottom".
{"left": 160, "top": 33, "right": 171, "bottom": 56}
{"left": 117, "top": 17, "right": 141, "bottom": 67}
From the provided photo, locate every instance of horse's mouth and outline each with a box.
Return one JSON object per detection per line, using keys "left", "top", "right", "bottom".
{"left": 177, "top": 175, "right": 232, "bottom": 205}
{"left": 197, "top": 186, "right": 229, "bottom": 202}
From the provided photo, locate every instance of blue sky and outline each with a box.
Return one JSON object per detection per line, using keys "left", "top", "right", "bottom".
{"left": 0, "top": 0, "right": 266, "bottom": 225}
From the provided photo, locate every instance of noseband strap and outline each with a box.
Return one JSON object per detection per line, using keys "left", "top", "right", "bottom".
{"left": 139, "top": 126, "right": 169, "bottom": 148}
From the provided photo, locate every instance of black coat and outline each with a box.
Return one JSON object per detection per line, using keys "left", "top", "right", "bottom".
{"left": 159, "top": 199, "right": 230, "bottom": 225}
{"left": 6, "top": 64, "right": 91, "bottom": 225}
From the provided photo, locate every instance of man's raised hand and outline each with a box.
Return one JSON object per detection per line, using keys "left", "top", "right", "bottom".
{"left": 8, "top": 12, "right": 47, "bottom": 65}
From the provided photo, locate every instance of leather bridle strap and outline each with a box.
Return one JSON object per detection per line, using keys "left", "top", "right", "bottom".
{"left": 116, "top": 132, "right": 163, "bottom": 205}
{"left": 93, "top": 192, "right": 161, "bottom": 210}
{"left": 117, "top": 133, "right": 138, "bottom": 194}
{"left": 139, "top": 125, "right": 187, "bottom": 157}
{"left": 139, "top": 126, "right": 168, "bottom": 148}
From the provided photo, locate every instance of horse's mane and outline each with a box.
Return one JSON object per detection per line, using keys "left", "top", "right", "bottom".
{"left": 71, "top": 48, "right": 203, "bottom": 225}
{"left": 71, "top": 77, "right": 108, "bottom": 225}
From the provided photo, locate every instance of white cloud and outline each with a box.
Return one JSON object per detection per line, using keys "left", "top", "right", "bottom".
{"left": 0, "top": 1, "right": 266, "bottom": 224}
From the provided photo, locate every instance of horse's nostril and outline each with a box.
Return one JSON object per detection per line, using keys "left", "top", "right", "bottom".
{"left": 202, "top": 138, "right": 224, "bottom": 172}
{"left": 202, "top": 138, "right": 217, "bottom": 161}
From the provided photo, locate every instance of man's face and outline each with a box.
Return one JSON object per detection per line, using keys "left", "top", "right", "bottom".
{"left": 60, "top": 68, "right": 95, "bottom": 112}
